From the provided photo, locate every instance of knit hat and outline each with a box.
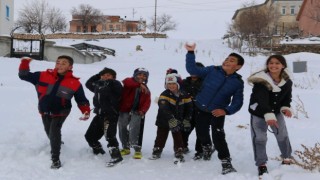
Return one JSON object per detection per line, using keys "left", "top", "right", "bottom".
{"left": 133, "top": 67, "right": 149, "bottom": 84}
{"left": 99, "top": 67, "right": 117, "bottom": 79}
{"left": 166, "top": 68, "right": 178, "bottom": 75}
{"left": 165, "top": 74, "right": 181, "bottom": 90}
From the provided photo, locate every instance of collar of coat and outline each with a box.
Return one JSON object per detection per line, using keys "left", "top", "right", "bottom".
{"left": 247, "top": 68, "right": 290, "bottom": 92}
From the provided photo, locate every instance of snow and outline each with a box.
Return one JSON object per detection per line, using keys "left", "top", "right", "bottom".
{"left": 1, "top": 37, "right": 320, "bottom": 180}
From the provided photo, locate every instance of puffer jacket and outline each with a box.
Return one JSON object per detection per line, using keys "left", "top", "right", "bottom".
{"left": 247, "top": 70, "right": 292, "bottom": 119}
{"left": 185, "top": 52, "right": 244, "bottom": 115}
{"left": 19, "top": 59, "right": 90, "bottom": 116}
{"left": 119, "top": 77, "right": 151, "bottom": 114}
{"left": 85, "top": 74, "right": 122, "bottom": 115}
{"left": 155, "top": 89, "right": 193, "bottom": 128}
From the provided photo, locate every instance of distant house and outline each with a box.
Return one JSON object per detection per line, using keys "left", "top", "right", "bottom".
{"left": 0, "top": 0, "right": 14, "bottom": 35}
{"left": 296, "top": 0, "right": 320, "bottom": 37}
{"left": 232, "top": 0, "right": 303, "bottom": 35}
{"left": 69, "top": 15, "right": 146, "bottom": 33}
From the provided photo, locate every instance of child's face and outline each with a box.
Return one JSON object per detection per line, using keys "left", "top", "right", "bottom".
{"left": 135, "top": 73, "right": 147, "bottom": 83}
{"left": 100, "top": 73, "right": 114, "bottom": 80}
{"left": 55, "top": 58, "right": 72, "bottom": 75}
{"left": 222, "top": 56, "right": 242, "bottom": 73}
{"left": 267, "top": 58, "right": 284, "bottom": 74}
{"left": 167, "top": 83, "right": 178, "bottom": 92}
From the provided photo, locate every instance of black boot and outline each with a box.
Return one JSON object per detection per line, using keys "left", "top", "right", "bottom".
{"left": 174, "top": 148, "right": 185, "bottom": 164}
{"left": 92, "top": 144, "right": 106, "bottom": 155}
{"left": 202, "top": 145, "right": 214, "bottom": 160}
{"left": 107, "top": 147, "right": 123, "bottom": 167}
{"left": 193, "top": 152, "right": 203, "bottom": 160}
{"left": 258, "top": 165, "right": 268, "bottom": 176}
{"left": 50, "top": 157, "right": 61, "bottom": 169}
{"left": 150, "top": 147, "right": 162, "bottom": 159}
{"left": 221, "top": 158, "right": 237, "bottom": 175}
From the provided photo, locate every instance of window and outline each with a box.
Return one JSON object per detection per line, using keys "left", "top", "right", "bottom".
{"left": 76, "top": 26, "right": 81, "bottom": 32}
{"left": 290, "top": 6, "right": 295, "bottom": 15}
{"left": 282, "top": 6, "right": 286, "bottom": 15}
{"left": 6, "top": 6, "right": 10, "bottom": 20}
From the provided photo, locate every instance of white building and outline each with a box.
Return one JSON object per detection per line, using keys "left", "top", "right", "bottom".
{"left": 0, "top": 0, "right": 14, "bottom": 36}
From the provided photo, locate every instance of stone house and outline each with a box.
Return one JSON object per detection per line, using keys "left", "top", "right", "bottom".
{"left": 69, "top": 15, "right": 146, "bottom": 33}
{"left": 0, "top": 0, "right": 14, "bottom": 35}
{"left": 232, "top": 0, "right": 303, "bottom": 36}
{"left": 296, "top": 0, "right": 320, "bottom": 37}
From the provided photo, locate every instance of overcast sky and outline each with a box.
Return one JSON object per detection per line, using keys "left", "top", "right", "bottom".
{"left": 13, "top": 0, "right": 265, "bottom": 39}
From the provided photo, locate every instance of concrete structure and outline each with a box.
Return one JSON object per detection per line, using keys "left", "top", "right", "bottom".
{"left": 0, "top": 36, "right": 107, "bottom": 64}
{"left": 69, "top": 15, "right": 146, "bottom": 33}
{"left": 296, "top": 0, "right": 320, "bottom": 37}
{"left": 0, "top": 0, "right": 14, "bottom": 35}
{"left": 232, "top": 0, "right": 303, "bottom": 36}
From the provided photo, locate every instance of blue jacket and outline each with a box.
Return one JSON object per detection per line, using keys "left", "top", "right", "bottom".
{"left": 185, "top": 52, "right": 244, "bottom": 115}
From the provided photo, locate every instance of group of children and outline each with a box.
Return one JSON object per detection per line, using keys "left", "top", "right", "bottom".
{"left": 18, "top": 43, "right": 294, "bottom": 177}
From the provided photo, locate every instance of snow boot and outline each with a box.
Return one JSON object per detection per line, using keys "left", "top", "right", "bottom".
{"left": 174, "top": 148, "right": 185, "bottom": 164}
{"left": 133, "top": 146, "right": 142, "bottom": 159}
{"left": 282, "top": 158, "right": 293, "bottom": 165}
{"left": 258, "top": 165, "right": 268, "bottom": 176}
{"left": 50, "top": 157, "right": 61, "bottom": 169}
{"left": 193, "top": 152, "right": 203, "bottom": 160}
{"left": 221, "top": 158, "right": 237, "bottom": 175}
{"left": 150, "top": 147, "right": 162, "bottom": 160}
{"left": 92, "top": 144, "right": 106, "bottom": 155}
{"left": 107, "top": 147, "right": 123, "bottom": 167}
{"left": 120, "top": 148, "right": 131, "bottom": 156}
{"left": 202, "top": 145, "right": 214, "bottom": 160}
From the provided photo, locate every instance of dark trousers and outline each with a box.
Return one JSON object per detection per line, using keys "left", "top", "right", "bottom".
{"left": 42, "top": 115, "right": 67, "bottom": 160}
{"left": 195, "top": 109, "right": 230, "bottom": 160}
{"left": 153, "top": 126, "right": 184, "bottom": 152}
{"left": 85, "top": 114, "right": 119, "bottom": 148}
{"left": 182, "top": 124, "right": 203, "bottom": 153}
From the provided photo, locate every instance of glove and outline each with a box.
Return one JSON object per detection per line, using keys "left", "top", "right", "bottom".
{"left": 182, "top": 119, "right": 191, "bottom": 132}
{"left": 79, "top": 111, "right": 90, "bottom": 120}
{"left": 168, "top": 118, "right": 181, "bottom": 132}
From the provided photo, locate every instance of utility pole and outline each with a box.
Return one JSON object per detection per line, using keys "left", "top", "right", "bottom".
{"left": 132, "top": 8, "right": 137, "bottom": 19}
{"left": 154, "top": 0, "right": 157, "bottom": 41}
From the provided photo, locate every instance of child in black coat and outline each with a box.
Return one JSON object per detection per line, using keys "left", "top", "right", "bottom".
{"left": 85, "top": 67, "right": 123, "bottom": 166}
{"left": 150, "top": 73, "right": 193, "bottom": 163}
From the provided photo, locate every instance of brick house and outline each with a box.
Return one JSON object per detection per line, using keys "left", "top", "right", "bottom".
{"left": 296, "top": 0, "right": 320, "bottom": 37}
{"left": 69, "top": 15, "right": 146, "bottom": 33}
{"left": 232, "top": 0, "right": 303, "bottom": 35}
{"left": 0, "top": 0, "right": 14, "bottom": 35}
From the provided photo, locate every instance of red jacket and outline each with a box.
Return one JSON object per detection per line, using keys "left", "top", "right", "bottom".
{"left": 19, "top": 59, "right": 90, "bottom": 116}
{"left": 119, "top": 77, "right": 151, "bottom": 114}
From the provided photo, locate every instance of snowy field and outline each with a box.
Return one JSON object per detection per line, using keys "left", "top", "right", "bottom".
{"left": 0, "top": 37, "right": 319, "bottom": 180}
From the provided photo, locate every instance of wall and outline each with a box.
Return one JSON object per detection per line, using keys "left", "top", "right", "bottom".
{"left": 0, "top": 36, "right": 106, "bottom": 64}
{"left": 298, "top": 0, "right": 320, "bottom": 36}
{"left": 0, "top": 0, "right": 14, "bottom": 35}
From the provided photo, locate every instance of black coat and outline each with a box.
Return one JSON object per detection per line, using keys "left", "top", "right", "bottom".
{"left": 155, "top": 89, "right": 193, "bottom": 128}
{"left": 86, "top": 74, "right": 123, "bottom": 116}
{"left": 182, "top": 76, "right": 203, "bottom": 99}
{"left": 248, "top": 71, "right": 292, "bottom": 118}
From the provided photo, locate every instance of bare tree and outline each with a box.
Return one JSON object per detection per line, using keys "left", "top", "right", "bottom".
{"left": 230, "top": 0, "right": 280, "bottom": 53}
{"left": 16, "top": 0, "right": 67, "bottom": 34}
{"left": 71, "top": 4, "right": 104, "bottom": 33}
{"left": 147, "top": 13, "right": 177, "bottom": 33}
{"left": 46, "top": 7, "right": 67, "bottom": 33}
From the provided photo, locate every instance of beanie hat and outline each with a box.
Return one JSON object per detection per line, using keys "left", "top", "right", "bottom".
{"left": 133, "top": 67, "right": 149, "bottom": 84}
{"left": 165, "top": 74, "right": 181, "bottom": 90}
{"left": 166, "top": 68, "right": 178, "bottom": 75}
{"left": 99, "top": 67, "right": 117, "bottom": 79}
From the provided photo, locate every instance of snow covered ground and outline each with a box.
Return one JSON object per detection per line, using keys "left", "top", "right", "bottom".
{"left": 0, "top": 37, "right": 319, "bottom": 180}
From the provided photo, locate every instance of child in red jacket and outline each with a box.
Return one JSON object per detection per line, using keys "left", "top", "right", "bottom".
{"left": 18, "top": 56, "right": 90, "bottom": 169}
{"left": 118, "top": 68, "right": 151, "bottom": 159}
